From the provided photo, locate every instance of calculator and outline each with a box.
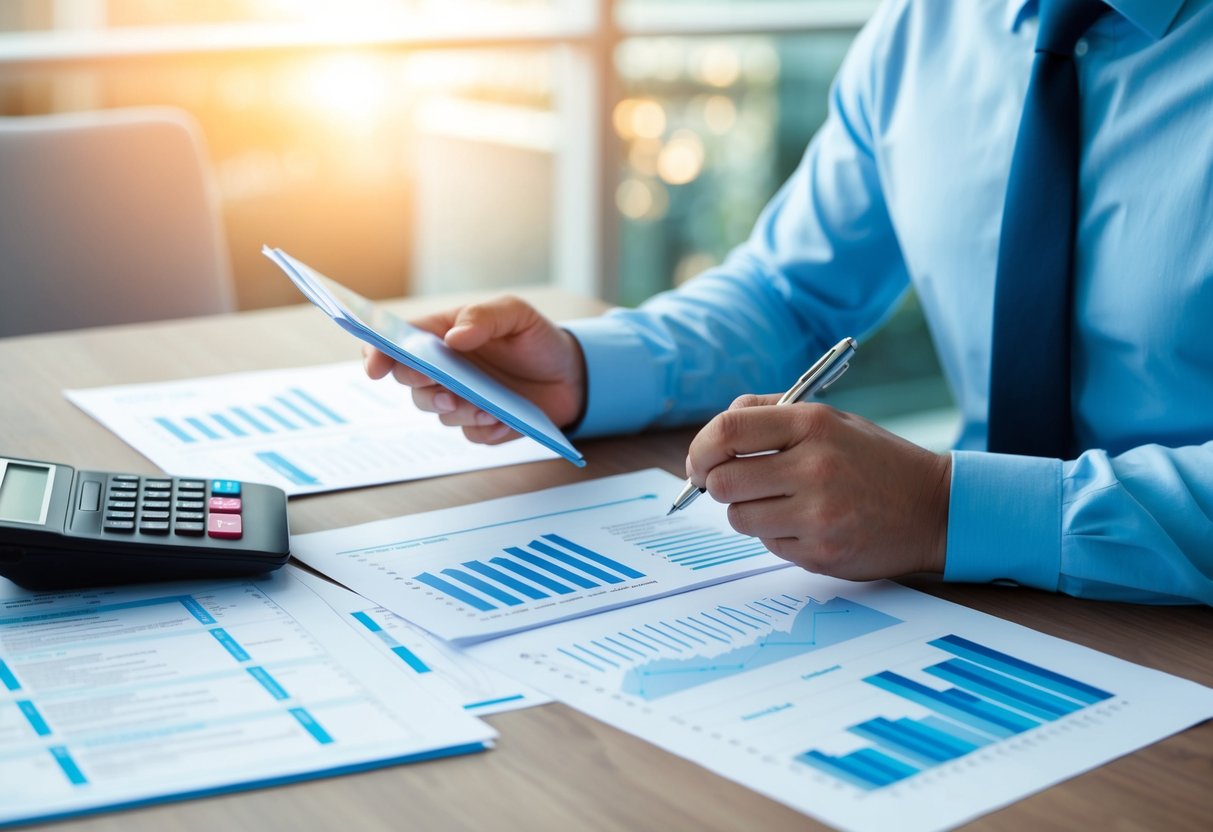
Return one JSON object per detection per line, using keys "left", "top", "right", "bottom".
{"left": 0, "top": 455, "right": 290, "bottom": 589}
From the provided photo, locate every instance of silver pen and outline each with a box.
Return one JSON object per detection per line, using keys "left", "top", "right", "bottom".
{"left": 666, "top": 336, "right": 858, "bottom": 515}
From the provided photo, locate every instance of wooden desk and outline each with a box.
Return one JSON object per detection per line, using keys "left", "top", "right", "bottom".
{"left": 2, "top": 289, "right": 1210, "bottom": 832}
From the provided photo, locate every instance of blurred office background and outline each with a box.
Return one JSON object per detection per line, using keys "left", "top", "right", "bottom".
{"left": 0, "top": 0, "right": 954, "bottom": 436}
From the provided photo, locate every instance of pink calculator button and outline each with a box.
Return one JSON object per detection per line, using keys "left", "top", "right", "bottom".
{"left": 208, "top": 497, "right": 242, "bottom": 513}
{"left": 207, "top": 513, "right": 243, "bottom": 540}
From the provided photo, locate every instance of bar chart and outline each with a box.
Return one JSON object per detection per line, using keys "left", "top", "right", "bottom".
{"left": 67, "top": 362, "right": 556, "bottom": 495}
{"left": 551, "top": 593, "right": 901, "bottom": 699}
{"left": 466, "top": 568, "right": 1213, "bottom": 832}
{"left": 152, "top": 386, "right": 347, "bottom": 445}
{"left": 294, "top": 470, "right": 790, "bottom": 643}
{"left": 413, "top": 533, "right": 648, "bottom": 612}
{"left": 796, "top": 634, "right": 1115, "bottom": 790}
{"left": 628, "top": 527, "right": 771, "bottom": 571}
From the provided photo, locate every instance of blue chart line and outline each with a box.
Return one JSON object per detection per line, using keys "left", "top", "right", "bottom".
{"left": 606, "top": 596, "right": 902, "bottom": 700}
{"left": 413, "top": 533, "right": 648, "bottom": 612}
{"left": 632, "top": 527, "right": 769, "bottom": 570}
{"left": 152, "top": 387, "right": 346, "bottom": 444}
{"left": 796, "top": 634, "right": 1116, "bottom": 791}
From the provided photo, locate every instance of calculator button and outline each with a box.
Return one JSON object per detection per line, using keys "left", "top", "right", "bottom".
{"left": 177, "top": 480, "right": 206, "bottom": 492}
{"left": 105, "top": 510, "right": 135, "bottom": 520}
{"left": 176, "top": 500, "right": 205, "bottom": 511}
{"left": 103, "top": 519, "right": 135, "bottom": 532}
{"left": 79, "top": 481, "right": 102, "bottom": 512}
{"left": 144, "top": 479, "right": 172, "bottom": 490}
{"left": 207, "top": 514, "right": 243, "bottom": 540}
{"left": 107, "top": 500, "right": 136, "bottom": 510}
{"left": 211, "top": 480, "right": 242, "bottom": 496}
{"left": 108, "top": 481, "right": 138, "bottom": 491}
{"left": 112, "top": 474, "right": 139, "bottom": 482}
{"left": 208, "top": 497, "right": 242, "bottom": 514}
{"left": 141, "top": 510, "right": 170, "bottom": 521}
{"left": 139, "top": 521, "right": 170, "bottom": 534}
{"left": 174, "top": 521, "right": 205, "bottom": 536}
{"left": 142, "top": 500, "right": 171, "bottom": 510}
{"left": 175, "top": 511, "right": 205, "bottom": 522}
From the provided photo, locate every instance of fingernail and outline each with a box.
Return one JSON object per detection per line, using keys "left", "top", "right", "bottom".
{"left": 474, "top": 411, "right": 498, "bottom": 426}
{"left": 488, "top": 424, "right": 511, "bottom": 440}
{"left": 433, "top": 392, "right": 456, "bottom": 412}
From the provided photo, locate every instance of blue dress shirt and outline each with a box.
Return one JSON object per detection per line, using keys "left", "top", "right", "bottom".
{"left": 564, "top": 0, "right": 1213, "bottom": 604}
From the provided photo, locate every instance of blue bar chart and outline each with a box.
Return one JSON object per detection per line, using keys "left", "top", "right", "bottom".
{"left": 545, "top": 593, "right": 902, "bottom": 699}
{"left": 413, "top": 533, "right": 648, "bottom": 612}
{"left": 152, "top": 386, "right": 347, "bottom": 445}
{"left": 628, "top": 527, "right": 771, "bottom": 571}
{"left": 796, "top": 634, "right": 1115, "bottom": 790}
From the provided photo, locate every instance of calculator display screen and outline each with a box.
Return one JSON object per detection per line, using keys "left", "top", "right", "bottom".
{"left": 0, "top": 462, "right": 53, "bottom": 525}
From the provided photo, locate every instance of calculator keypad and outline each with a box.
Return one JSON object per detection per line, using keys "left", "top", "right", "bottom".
{"left": 101, "top": 476, "right": 245, "bottom": 541}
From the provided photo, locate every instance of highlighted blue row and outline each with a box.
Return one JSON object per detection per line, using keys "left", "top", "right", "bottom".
{"left": 289, "top": 707, "right": 334, "bottom": 744}
{"left": 255, "top": 451, "right": 320, "bottom": 486}
{"left": 350, "top": 611, "right": 432, "bottom": 674}
{"left": 153, "top": 387, "right": 346, "bottom": 445}
{"left": 0, "top": 595, "right": 215, "bottom": 627}
{"left": 210, "top": 628, "right": 251, "bottom": 662}
{"left": 19, "top": 700, "right": 52, "bottom": 736}
{"left": 413, "top": 533, "right": 647, "bottom": 612}
{"left": 0, "top": 658, "right": 20, "bottom": 691}
{"left": 633, "top": 528, "right": 770, "bottom": 570}
{"left": 248, "top": 666, "right": 289, "bottom": 700}
{"left": 49, "top": 746, "right": 88, "bottom": 786}
{"left": 797, "top": 634, "right": 1117, "bottom": 791}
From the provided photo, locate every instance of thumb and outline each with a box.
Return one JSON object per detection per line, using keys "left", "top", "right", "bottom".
{"left": 444, "top": 296, "right": 541, "bottom": 352}
{"left": 727, "top": 393, "right": 783, "bottom": 411}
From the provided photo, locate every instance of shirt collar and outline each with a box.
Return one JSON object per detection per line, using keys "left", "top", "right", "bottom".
{"left": 1004, "top": 0, "right": 1187, "bottom": 40}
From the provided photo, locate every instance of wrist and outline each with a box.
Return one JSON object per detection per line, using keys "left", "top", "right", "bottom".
{"left": 560, "top": 328, "right": 589, "bottom": 431}
{"left": 923, "top": 452, "right": 951, "bottom": 573}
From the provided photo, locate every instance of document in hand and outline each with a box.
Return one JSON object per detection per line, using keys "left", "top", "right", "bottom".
{"left": 263, "top": 246, "right": 585, "bottom": 467}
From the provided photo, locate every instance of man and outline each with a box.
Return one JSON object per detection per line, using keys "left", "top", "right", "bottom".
{"left": 366, "top": 0, "right": 1213, "bottom": 604}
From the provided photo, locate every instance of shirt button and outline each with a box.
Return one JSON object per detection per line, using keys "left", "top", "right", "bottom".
{"left": 1074, "top": 39, "right": 1089, "bottom": 57}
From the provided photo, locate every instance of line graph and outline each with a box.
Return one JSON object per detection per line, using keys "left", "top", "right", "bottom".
{"left": 551, "top": 594, "right": 903, "bottom": 700}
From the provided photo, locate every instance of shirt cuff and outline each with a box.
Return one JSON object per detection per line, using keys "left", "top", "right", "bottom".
{"left": 562, "top": 315, "right": 665, "bottom": 438}
{"left": 944, "top": 450, "right": 1063, "bottom": 592}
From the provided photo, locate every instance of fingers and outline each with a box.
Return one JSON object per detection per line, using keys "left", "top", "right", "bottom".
{"left": 363, "top": 347, "right": 397, "bottom": 380}
{"left": 687, "top": 400, "right": 831, "bottom": 485}
{"left": 363, "top": 346, "right": 435, "bottom": 387}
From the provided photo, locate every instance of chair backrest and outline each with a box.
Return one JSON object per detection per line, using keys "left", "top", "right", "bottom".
{"left": 0, "top": 107, "right": 235, "bottom": 337}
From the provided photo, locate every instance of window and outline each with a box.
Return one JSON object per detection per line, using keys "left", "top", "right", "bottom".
{"left": 0, "top": 0, "right": 954, "bottom": 434}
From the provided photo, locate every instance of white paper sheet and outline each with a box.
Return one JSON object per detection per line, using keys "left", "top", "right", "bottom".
{"left": 466, "top": 570, "right": 1213, "bottom": 832}
{"left": 65, "top": 361, "right": 555, "bottom": 496}
{"left": 0, "top": 569, "right": 495, "bottom": 827}
{"left": 291, "top": 569, "right": 550, "bottom": 715}
{"left": 290, "top": 469, "right": 791, "bottom": 644}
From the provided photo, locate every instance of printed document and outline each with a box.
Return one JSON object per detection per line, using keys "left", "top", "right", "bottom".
{"left": 292, "top": 568, "right": 550, "bottom": 715}
{"left": 290, "top": 469, "right": 791, "bottom": 644}
{"left": 264, "top": 246, "right": 584, "bottom": 466}
{"left": 467, "top": 570, "right": 1213, "bottom": 832}
{"left": 66, "top": 361, "right": 555, "bottom": 496}
{"left": 0, "top": 568, "right": 494, "bottom": 826}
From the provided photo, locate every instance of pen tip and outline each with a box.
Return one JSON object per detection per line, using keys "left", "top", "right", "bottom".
{"left": 665, "top": 507, "right": 676, "bottom": 516}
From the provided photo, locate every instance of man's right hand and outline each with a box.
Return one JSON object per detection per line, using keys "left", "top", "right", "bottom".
{"left": 363, "top": 295, "right": 587, "bottom": 445}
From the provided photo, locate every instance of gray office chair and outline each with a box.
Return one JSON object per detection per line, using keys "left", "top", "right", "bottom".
{"left": 0, "top": 107, "right": 235, "bottom": 337}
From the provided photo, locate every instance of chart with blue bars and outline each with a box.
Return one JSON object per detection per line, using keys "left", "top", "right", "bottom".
{"left": 413, "top": 533, "right": 648, "bottom": 613}
{"left": 796, "top": 634, "right": 1116, "bottom": 791}
{"left": 549, "top": 594, "right": 902, "bottom": 700}
{"left": 628, "top": 526, "right": 773, "bottom": 571}
{"left": 152, "top": 386, "right": 347, "bottom": 445}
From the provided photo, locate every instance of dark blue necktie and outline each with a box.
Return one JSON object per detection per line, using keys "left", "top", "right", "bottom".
{"left": 987, "top": 0, "right": 1109, "bottom": 458}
